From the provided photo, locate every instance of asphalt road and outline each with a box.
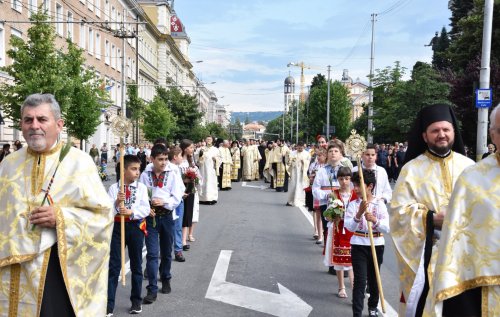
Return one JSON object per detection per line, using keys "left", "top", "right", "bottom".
{"left": 106, "top": 168, "right": 401, "bottom": 317}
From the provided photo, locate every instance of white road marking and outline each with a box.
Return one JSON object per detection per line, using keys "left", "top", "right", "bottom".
{"left": 241, "top": 181, "right": 266, "bottom": 190}
{"left": 206, "top": 250, "right": 313, "bottom": 317}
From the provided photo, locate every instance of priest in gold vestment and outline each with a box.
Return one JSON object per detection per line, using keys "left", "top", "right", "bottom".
{"left": 390, "top": 104, "right": 474, "bottom": 317}
{"left": 0, "top": 94, "right": 113, "bottom": 317}
{"left": 286, "top": 142, "right": 311, "bottom": 206}
{"left": 230, "top": 141, "right": 241, "bottom": 181}
{"left": 218, "top": 140, "right": 233, "bottom": 190}
{"left": 268, "top": 140, "right": 290, "bottom": 192}
{"left": 241, "top": 139, "right": 255, "bottom": 181}
{"left": 425, "top": 104, "right": 500, "bottom": 317}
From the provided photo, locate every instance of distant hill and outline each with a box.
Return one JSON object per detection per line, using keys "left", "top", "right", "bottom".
{"left": 231, "top": 111, "right": 282, "bottom": 124}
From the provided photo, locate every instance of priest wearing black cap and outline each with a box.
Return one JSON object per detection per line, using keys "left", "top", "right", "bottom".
{"left": 389, "top": 104, "right": 475, "bottom": 317}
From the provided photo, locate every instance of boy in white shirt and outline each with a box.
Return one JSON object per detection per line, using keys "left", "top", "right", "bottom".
{"left": 344, "top": 169, "right": 390, "bottom": 317}
{"left": 107, "top": 155, "right": 150, "bottom": 315}
{"left": 140, "top": 144, "right": 184, "bottom": 304}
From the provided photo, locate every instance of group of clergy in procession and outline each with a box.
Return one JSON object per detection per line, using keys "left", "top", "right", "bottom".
{"left": 1, "top": 93, "right": 498, "bottom": 317}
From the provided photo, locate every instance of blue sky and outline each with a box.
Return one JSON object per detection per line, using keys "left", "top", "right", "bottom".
{"left": 174, "top": 0, "right": 451, "bottom": 112}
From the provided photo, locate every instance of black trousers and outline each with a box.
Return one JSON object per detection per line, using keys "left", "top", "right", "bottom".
{"left": 351, "top": 244, "right": 384, "bottom": 317}
{"left": 442, "top": 287, "right": 481, "bottom": 317}
{"left": 40, "top": 245, "right": 75, "bottom": 317}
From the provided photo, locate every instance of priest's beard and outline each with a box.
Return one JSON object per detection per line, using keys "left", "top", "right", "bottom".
{"left": 428, "top": 142, "right": 453, "bottom": 156}
{"left": 27, "top": 134, "right": 47, "bottom": 152}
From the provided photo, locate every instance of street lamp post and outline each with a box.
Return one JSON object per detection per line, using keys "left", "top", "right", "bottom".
{"left": 326, "top": 65, "right": 331, "bottom": 139}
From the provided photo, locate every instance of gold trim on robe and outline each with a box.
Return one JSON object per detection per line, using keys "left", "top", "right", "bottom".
{"left": 0, "top": 145, "right": 113, "bottom": 317}
{"left": 390, "top": 151, "right": 474, "bottom": 315}
{"left": 425, "top": 154, "right": 500, "bottom": 316}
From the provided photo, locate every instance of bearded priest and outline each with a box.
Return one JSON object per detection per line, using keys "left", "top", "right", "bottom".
{"left": 390, "top": 104, "right": 475, "bottom": 317}
{"left": 0, "top": 94, "right": 113, "bottom": 316}
{"left": 425, "top": 104, "right": 500, "bottom": 317}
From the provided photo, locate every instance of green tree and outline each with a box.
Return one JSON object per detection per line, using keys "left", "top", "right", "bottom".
{"left": 141, "top": 96, "right": 177, "bottom": 141}
{"left": 156, "top": 86, "right": 202, "bottom": 141}
{"left": 371, "top": 62, "right": 450, "bottom": 142}
{"left": 432, "top": 27, "right": 451, "bottom": 70}
{"left": 244, "top": 115, "right": 250, "bottom": 125}
{"left": 126, "top": 84, "right": 145, "bottom": 143}
{"left": 228, "top": 117, "right": 243, "bottom": 140}
{"left": 306, "top": 80, "right": 352, "bottom": 141}
{"left": 0, "top": 11, "right": 66, "bottom": 127}
{"left": 310, "top": 73, "right": 326, "bottom": 90}
{"left": 0, "top": 11, "right": 108, "bottom": 145}
{"left": 62, "top": 41, "right": 108, "bottom": 146}
{"left": 204, "top": 122, "right": 229, "bottom": 140}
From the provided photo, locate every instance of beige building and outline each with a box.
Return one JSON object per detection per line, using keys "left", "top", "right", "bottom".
{"left": 0, "top": 0, "right": 220, "bottom": 148}
{"left": 340, "top": 69, "right": 368, "bottom": 122}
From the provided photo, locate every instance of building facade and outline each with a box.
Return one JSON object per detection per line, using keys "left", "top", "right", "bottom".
{"left": 0, "top": 0, "right": 223, "bottom": 148}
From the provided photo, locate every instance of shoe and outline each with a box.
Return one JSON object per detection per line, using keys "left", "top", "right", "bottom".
{"left": 368, "top": 309, "right": 379, "bottom": 317}
{"left": 175, "top": 252, "right": 185, "bottom": 262}
{"left": 183, "top": 244, "right": 190, "bottom": 251}
{"left": 161, "top": 279, "right": 171, "bottom": 294}
{"left": 142, "top": 292, "right": 157, "bottom": 304}
{"left": 313, "top": 234, "right": 319, "bottom": 240}
{"left": 188, "top": 235, "right": 196, "bottom": 242}
{"left": 143, "top": 268, "right": 148, "bottom": 280}
{"left": 316, "top": 239, "right": 323, "bottom": 244}
{"left": 337, "top": 288, "right": 348, "bottom": 298}
{"left": 285, "top": 202, "right": 292, "bottom": 206}
{"left": 106, "top": 308, "right": 113, "bottom": 317}
{"left": 129, "top": 302, "right": 142, "bottom": 314}
{"left": 328, "top": 267, "right": 336, "bottom": 275}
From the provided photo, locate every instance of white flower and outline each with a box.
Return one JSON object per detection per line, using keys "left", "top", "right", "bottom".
{"left": 331, "top": 199, "right": 343, "bottom": 208}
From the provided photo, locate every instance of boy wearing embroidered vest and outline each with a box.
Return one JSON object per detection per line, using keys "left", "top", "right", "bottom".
{"left": 107, "top": 155, "right": 150, "bottom": 315}
{"left": 344, "top": 169, "right": 390, "bottom": 317}
{"left": 140, "top": 144, "right": 184, "bottom": 304}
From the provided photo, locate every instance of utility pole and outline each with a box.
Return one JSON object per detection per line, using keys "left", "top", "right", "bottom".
{"left": 326, "top": 65, "right": 331, "bottom": 139}
{"left": 290, "top": 97, "right": 294, "bottom": 141}
{"left": 282, "top": 94, "right": 286, "bottom": 139}
{"left": 306, "top": 85, "right": 310, "bottom": 143}
{"left": 368, "top": 13, "right": 377, "bottom": 144}
{"left": 476, "top": 0, "right": 493, "bottom": 161}
{"left": 135, "top": 21, "right": 140, "bottom": 144}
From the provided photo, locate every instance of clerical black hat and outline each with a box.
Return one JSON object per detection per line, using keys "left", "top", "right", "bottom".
{"left": 404, "top": 104, "right": 465, "bottom": 164}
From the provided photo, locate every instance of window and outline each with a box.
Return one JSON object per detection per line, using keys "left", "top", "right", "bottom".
{"left": 104, "top": 0, "right": 109, "bottom": 22}
{"left": 11, "top": 0, "right": 22, "bottom": 12}
{"left": 87, "top": 0, "right": 93, "bottom": 11}
{"left": 28, "top": 0, "right": 37, "bottom": 17}
{"left": 111, "top": 44, "right": 115, "bottom": 69}
{"left": 11, "top": 28, "right": 22, "bottom": 38}
{"left": 127, "top": 57, "right": 131, "bottom": 78}
{"left": 95, "top": 33, "right": 101, "bottom": 59}
{"left": 67, "top": 11, "right": 73, "bottom": 40}
{"left": 0, "top": 24, "right": 5, "bottom": 67}
{"left": 88, "top": 28, "right": 94, "bottom": 55}
{"left": 95, "top": 0, "right": 100, "bottom": 17}
{"left": 105, "top": 40, "right": 110, "bottom": 65}
{"left": 56, "top": 4, "right": 63, "bottom": 36}
{"left": 111, "top": 7, "right": 116, "bottom": 30}
{"left": 116, "top": 48, "right": 121, "bottom": 72}
{"left": 42, "top": 0, "right": 50, "bottom": 16}
{"left": 132, "top": 59, "right": 136, "bottom": 79}
{"left": 79, "top": 21, "right": 86, "bottom": 48}
{"left": 117, "top": 84, "right": 121, "bottom": 107}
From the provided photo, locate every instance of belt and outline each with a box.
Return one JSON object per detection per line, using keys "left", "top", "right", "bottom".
{"left": 320, "top": 186, "right": 338, "bottom": 190}
{"left": 114, "top": 216, "right": 136, "bottom": 222}
{"left": 354, "top": 231, "right": 383, "bottom": 238}
{"left": 152, "top": 206, "right": 172, "bottom": 216}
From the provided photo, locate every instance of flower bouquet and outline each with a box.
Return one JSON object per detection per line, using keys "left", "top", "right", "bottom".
{"left": 323, "top": 198, "right": 345, "bottom": 231}
{"left": 183, "top": 167, "right": 200, "bottom": 194}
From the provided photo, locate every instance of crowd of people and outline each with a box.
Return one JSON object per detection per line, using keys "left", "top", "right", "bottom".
{"left": 0, "top": 93, "right": 498, "bottom": 317}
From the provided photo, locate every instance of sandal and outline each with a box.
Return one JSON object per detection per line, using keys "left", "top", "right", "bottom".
{"left": 313, "top": 234, "right": 319, "bottom": 240}
{"left": 337, "top": 288, "right": 348, "bottom": 298}
{"left": 188, "top": 235, "right": 196, "bottom": 242}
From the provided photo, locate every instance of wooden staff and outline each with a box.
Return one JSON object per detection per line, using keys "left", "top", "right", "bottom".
{"left": 357, "top": 157, "right": 386, "bottom": 313}
{"left": 119, "top": 141, "right": 126, "bottom": 286}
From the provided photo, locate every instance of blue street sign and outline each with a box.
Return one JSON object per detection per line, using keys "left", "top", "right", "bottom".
{"left": 475, "top": 88, "right": 493, "bottom": 108}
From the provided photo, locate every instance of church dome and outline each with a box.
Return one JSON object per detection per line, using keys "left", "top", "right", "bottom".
{"left": 284, "top": 76, "right": 295, "bottom": 85}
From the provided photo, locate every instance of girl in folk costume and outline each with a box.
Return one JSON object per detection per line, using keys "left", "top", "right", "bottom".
{"left": 180, "top": 139, "right": 203, "bottom": 250}
{"left": 307, "top": 147, "right": 327, "bottom": 244}
{"left": 230, "top": 140, "right": 241, "bottom": 182}
{"left": 323, "top": 166, "right": 357, "bottom": 298}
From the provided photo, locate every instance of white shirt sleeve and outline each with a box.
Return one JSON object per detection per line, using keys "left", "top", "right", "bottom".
{"left": 131, "top": 183, "right": 151, "bottom": 220}
{"left": 344, "top": 200, "right": 361, "bottom": 232}
{"left": 312, "top": 167, "right": 329, "bottom": 201}
{"left": 162, "top": 170, "right": 185, "bottom": 211}
{"left": 376, "top": 166, "right": 392, "bottom": 203}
